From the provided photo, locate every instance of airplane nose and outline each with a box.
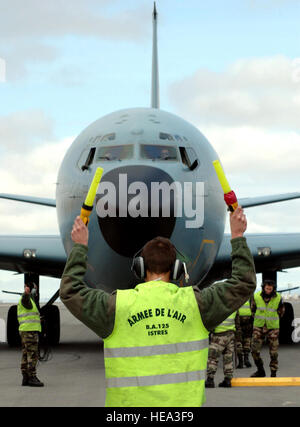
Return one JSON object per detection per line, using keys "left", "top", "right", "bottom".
{"left": 96, "top": 165, "right": 176, "bottom": 257}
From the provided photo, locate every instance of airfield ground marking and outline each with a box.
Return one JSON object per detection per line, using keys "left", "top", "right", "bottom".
{"left": 231, "top": 377, "right": 300, "bottom": 387}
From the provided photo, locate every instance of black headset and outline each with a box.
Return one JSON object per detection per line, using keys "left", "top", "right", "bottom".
{"left": 131, "top": 243, "right": 189, "bottom": 282}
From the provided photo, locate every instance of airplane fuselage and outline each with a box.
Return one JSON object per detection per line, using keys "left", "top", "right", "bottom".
{"left": 56, "top": 107, "right": 226, "bottom": 291}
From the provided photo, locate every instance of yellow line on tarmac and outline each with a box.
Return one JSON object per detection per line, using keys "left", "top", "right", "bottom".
{"left": 231, "top": 377, "right": 300, "bottom": 387}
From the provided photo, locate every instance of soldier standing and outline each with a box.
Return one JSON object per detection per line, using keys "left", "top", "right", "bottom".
{"left": 205, "top": 311, "right": 238, "bottom": 388}
{"left": 17, "top": 284, "right": 44, "bottom": 387}
{"left": 236, "top": 298, "right": 253, "bottom": 368}
{"left": 251, "top": 280, "right": 285, "bottom": 378}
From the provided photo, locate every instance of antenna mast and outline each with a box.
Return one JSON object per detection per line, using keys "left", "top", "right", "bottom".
{"left": 151, "top": 2, "right": 160, "bottom": 109}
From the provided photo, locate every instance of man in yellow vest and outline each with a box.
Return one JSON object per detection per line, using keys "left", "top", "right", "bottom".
{"left": 205, "top": 311, "right": 238, "bottom": 388}
{"left": 251, "top": 280, "right": 285, "bottom": 378}
{"left": 17, "top": 283, "right": 44, "bottom": 387}
{"left": 60, "top": 206, "right": 256, "bottom": 406}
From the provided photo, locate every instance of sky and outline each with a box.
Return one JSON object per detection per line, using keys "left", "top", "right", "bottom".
{"left": 0, "top": 0, "right": 300, "bottom": 302}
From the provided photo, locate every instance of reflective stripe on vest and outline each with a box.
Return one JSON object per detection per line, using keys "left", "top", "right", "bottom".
{"left": 106, "top": 370, "right": 206, "bottom": 388}
{"left": 214, "top": 311, "right": 237, "bottom": 333}
{"left": 17, "top": 298, "right": 41, "bottom": 332}
{"left": 238, "top": 300, "right": 251, "bottom": 317}
{"left": 253, "top": 292, "right": 281, "bottom": 329}
{"left": 104, "top": 338, "right": 209, "bottom": 358}
{"left": 103, "top": 281, "right": 209, "bottom": 407}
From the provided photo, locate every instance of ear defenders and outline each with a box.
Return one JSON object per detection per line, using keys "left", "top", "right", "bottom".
{"left": 131, "top": 244, "right": 189, "bottom": 283}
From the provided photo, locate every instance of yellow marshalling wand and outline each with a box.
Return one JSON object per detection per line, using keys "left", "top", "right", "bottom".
{"left": 80, "top": 167, "right": 104, "bottom": 225}
{"left": 212, "top": 160, "right": 238, "bottom": 212}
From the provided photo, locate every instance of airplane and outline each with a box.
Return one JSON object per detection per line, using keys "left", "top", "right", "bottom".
{"left": 1, "top": 3, "right": 300, "bottom": 346}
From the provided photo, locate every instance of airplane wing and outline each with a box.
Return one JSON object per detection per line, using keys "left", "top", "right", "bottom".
{"left": 0, "top": 235, "right": 66, "bottom": 278}
{"left": 0, "top": 193, "right": 56, "bottom": 207}
{"left": 0, "top": 231, "right": 299, "bottom": 289}
{"left": 203, "top": 232, "right": 300, "bottom": 285}
{"left": 239, "top": 192, "right": 300, "bottom": 208}
{"left": 1, "top": 192, "right": 299, "bottom": 210}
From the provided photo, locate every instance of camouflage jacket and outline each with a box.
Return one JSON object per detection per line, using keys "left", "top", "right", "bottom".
{"left": 59, "top": 237, "right": 256, "bottom": 338}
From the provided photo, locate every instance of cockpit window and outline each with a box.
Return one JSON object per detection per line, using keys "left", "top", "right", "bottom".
{"left": 95, "top": 145, "right": 133, "bottom": 161}
{"left": 140, "top": 145, "right": 178, "bottom": 161}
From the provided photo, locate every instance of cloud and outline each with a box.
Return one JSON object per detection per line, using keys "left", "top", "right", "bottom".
{"left": 0, "top": 135, "right": 72, "bottom": 194}
{"left": 168, "top": 55, "right": 300, "bottom": 188}
{"left": 0, "top": 0, "right": 147, "bottom": 40}
{"left": 0, "top": 110, "right": 54, "bottom": 152}
{"left": 0, "top": 130, "right": 72, "bottom": 234}
{"left": 203, "top": 125, "right": 300, "bottom": 183}
{"left": 168, "top": 55, "right": 300, "bottom": 236}
{"left": 0, "top": 0, "right": 149, "bottom": 80}
{"left": 169, "top": 56, "right": 300, "bottom": 130}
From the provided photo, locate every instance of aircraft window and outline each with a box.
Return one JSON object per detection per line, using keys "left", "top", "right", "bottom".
{"left": 95, "top": 145, "right": 133, "bottom": 161}
{"left": 80, "top": 147, "right": 96, "bottom": 171}
{"left": 140, "top": 145, "right": 178, "bottom": 161}
{"left": 159, "top": 132, "right": 174, "bottom": 141}
{"left": 179, "top": 147, "right": 199, "bottom": 170}
{"left": 101, "top": 133, "right": 116, "bottom": 142}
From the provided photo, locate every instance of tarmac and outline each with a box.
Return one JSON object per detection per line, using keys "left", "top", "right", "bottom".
{"left": 1, "top": 301, "right": 300, "bottom": 407}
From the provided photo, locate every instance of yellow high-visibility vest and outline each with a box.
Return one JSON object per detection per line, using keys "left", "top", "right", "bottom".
{"left": 103, "top": 280, "right": 209, "bottom": 407}
{"left": 238, "top": 300, "right": 251, "bottom": 317}
{"left": 17, "top": 297, "right": 41, "bottom": 332}
{"left": 253, "top": 292, "right": 281, "bottom": 329}
{"left": 214, "top": 311, "right": 237, "bottom": 333}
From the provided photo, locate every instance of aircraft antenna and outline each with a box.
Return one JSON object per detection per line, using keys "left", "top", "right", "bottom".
{"left": 151, "top": 2, "right": 160, "bottom": 109}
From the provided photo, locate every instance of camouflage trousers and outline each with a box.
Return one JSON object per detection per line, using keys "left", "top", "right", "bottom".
{"left": 206, "top": 331, "right": 235, "bottom": 379}
{"left": 20, "top": 331, "right": 39, "bottom": 376}
{"left": 251, "top": 326, "right": 279, "bottom": 371}
{"left": 236, "top": 316, "right": 253, "bottom": 356}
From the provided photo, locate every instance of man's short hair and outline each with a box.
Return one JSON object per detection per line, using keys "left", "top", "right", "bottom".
{"left": 263, "top": 279, "right": 275, "bottom": 286}
{"left": 262, "top": 279, "right": 276, "bottom": 290}
{"left": 141, "top": 236, "right": 176, "bottom": 274}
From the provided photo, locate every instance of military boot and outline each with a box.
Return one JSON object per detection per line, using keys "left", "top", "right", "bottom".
{"left": 205, "top": 377, "right": 215, "bottom": 388}
{"left": 244, "top": 353, "right": 252, "bottom": 368}
{"left": 218, "top": 377, "right": 232, "bottom": 388}
{"left": 236, "top": 354, "right": 244, "bottom": 369}
{"left": 22, "top": 373, "right": 29, "bottom": 386}
{"left": 250, "top": 360, "right": 266, "bottom": 377}
{"left": 28, "top": 375, "right": 44, "bottom": 387}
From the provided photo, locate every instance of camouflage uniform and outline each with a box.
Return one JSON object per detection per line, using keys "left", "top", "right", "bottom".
{"left": 251, "top": 326, "right": 279, "bottom": 371}
{"left": 251, "top": 292, "right": 284, "bottom": 375}
{"left": 18, "top": 292, "right": 43, "bottom": 386}
{"left": 207, "top": 331, "right": 235, "bottom": 379}
{"left": 20, "top": 331, "right": 39, "bottom": 376}
{"left": 236, "top": 316, "right": 253, "bottom": 357}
